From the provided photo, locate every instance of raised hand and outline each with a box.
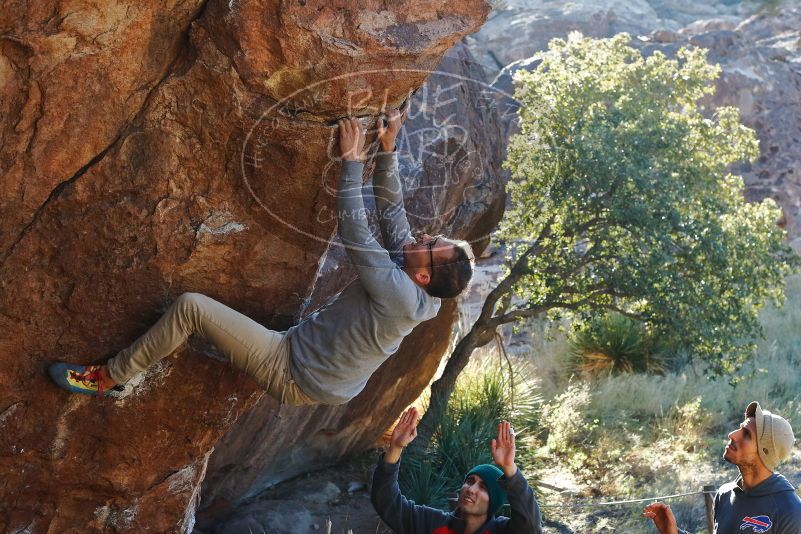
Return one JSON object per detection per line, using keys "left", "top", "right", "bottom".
{"left": 643, "top": 502, "right": 679, "bottom": 534}
{"left": 377, "top": 108, "right": 402, "bottom": 152}
{"left": 491, "top": 421, "right": 518, "bottom": 477}
{"left": 385, "top": 407, "right": 419, "bottom": 464}
{"left": 338, "top": 117, "right": 366, "bottom": 162}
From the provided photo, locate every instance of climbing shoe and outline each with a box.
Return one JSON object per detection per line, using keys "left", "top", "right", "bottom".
{"left": 48, "top": 362, "right": 119, "bottom": 397}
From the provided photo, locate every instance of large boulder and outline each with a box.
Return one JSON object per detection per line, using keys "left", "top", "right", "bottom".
{"left": 0, "top": 0, "right": 210, "bottom": 257}
{"left": 197, "top": 41, "right": 511, "bottom": 526}
{"left": 0, "top": 1, "right": 493, "bottom": 532}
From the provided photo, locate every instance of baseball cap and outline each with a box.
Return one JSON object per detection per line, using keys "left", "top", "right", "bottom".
{"left": 745, "top": 401, "right": 795, "bottom": 471}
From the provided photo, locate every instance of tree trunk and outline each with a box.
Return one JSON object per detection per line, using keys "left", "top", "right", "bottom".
{"left": 410, "top": 321, "right": 497, "bottom": 453}
{"left": 408, "top": 238, "right": 548, "bottom": 454}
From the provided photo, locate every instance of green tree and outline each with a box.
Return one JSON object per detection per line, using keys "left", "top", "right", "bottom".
{"left": 414, "top": 33, "right": 798, "bottom": 450}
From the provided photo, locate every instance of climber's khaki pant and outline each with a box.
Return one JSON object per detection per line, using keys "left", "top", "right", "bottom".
{"left": 106, "top": 292, "right": 317, "bottom": 406}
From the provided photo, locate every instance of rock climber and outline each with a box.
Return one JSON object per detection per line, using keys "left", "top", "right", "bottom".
{"left": 49, "top": 109, "right": 475, "bottom": 404}
{"left": 644, "top": 401, "right": 800, "bottom": 534}
{"left": 371, "top": 407, "right": 542, "bottom": 533}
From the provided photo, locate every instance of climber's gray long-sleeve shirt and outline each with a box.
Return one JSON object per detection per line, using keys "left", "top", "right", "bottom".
{"left": 287, "top": 153, "right": 440, "bottom": 405}
{"left": 706, "top": 473, "right": 801, "bottom": 534}
{"left": 371, "top": 454, "right": 543, "bottom": 534}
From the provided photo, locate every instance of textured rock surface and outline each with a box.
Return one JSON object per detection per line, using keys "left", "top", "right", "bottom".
{"left": 492, "top": 7, "right": 801, "bottom": 242}
{"left": 197, "top": 41, "right": 510, "bottom": 525}
{"left": 0, "top": 1, "right": 493, "bottom": 532}
{"left": 210, "top": 500, "right": 315, "bottom": 534}
{"left": 0, "top": 1, "right": 209, "bottom": 258}
{"left": 209, "top": 478, "right": 344, "bottom": 533}
{"left": 464, "top": 0, "right": 759, "bottom": 75}
{"left": 680, "top": 9, "right": 801, "bottom": 244}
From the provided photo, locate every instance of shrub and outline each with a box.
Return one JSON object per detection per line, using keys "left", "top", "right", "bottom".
{"left": 542, "top": 381, "right": 595, "bottom": 458}
{"left": 568, "top": 313, "right": 667, "bottom": 377}
{"left": 499, "top": 32, "right": 798, "bottom": 377}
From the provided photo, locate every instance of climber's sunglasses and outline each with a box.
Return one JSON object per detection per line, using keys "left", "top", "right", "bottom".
{"left": 427, "top": 235, "right": 443, "bottom": 275}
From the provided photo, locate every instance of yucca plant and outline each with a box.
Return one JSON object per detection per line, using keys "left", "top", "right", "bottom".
{"left": 569, "top": 313, "right": 667, "bottom": 376}
{"left": 435, "top": 408, "right": 498, "bottom": 482}
{"left": 399, "top": 360, "right": 541, "bottom": 508}
{"left": 398, "top": 456, "right": 451, "bottom": 508}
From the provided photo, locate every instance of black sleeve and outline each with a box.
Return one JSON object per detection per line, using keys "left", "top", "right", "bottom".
{"left": 370, "top": 453, "right": 450, "bottom": 533}
{"left": 497, "top": 469, "right": 543, "bottom": 534}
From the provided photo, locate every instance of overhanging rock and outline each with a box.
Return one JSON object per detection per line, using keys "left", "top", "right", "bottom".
{"left": 0, "top": 1, "right": 491, "bottom": 532}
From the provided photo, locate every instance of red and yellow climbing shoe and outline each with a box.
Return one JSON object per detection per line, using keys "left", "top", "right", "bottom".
{"left": 48, "top": 362, "right": 115, "bottom": 397}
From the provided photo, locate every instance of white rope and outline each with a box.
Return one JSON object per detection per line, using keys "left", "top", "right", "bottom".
{"left": 539, "top": 489, "right": 707, "bottom": 509}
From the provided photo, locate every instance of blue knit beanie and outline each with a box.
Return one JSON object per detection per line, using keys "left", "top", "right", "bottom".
{"left": 465, "top": 464, "right": 507, "bottom": 516}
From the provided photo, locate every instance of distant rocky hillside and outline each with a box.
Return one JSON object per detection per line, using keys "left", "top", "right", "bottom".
{"left": 466, "top": 0, "right": 764, "bottom": 74}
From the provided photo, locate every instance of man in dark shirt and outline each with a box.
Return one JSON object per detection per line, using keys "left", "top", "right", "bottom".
{"left": 644, "top": 401, "right": 799, "bottom": 533}
{"left": 371, "top": 407, "right": 542, "bottom": 534}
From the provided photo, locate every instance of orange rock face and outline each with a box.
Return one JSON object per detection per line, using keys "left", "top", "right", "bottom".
{"left": 0, "top": 1, "right": 493, "bottom": 532}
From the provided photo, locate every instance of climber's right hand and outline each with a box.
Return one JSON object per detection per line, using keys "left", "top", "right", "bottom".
{"left": 339, "top": 117, "right": 366, "bottom": 162}
{"left": 377, "top": 109, "right": 401, "bottom": 152}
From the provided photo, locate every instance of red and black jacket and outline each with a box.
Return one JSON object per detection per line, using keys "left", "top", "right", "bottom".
{"left": 371, "top": 454, "right": 542, "bottom": 534}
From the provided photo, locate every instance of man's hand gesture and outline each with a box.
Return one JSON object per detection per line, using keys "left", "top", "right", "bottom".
{"left": 385, "top": 407, "right": 419, "bottom": 464}
{"left": 643, "top": 502, "right": 679, "bottom": 534}
{"left": 377, "top": 109, "right": 402, "bottom": 152}
{"left": 339, "top": 117, "right": 366, "bottom": 162}
{"left": 491, "top": 421, "right": 518, "bottom": 478}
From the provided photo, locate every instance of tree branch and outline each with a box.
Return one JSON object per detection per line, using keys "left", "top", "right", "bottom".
{"left": 488, "top": 288, "right": 638, "bottom": 327}
{"left": 478, "top": 217, "right": 555, "bottom": 324}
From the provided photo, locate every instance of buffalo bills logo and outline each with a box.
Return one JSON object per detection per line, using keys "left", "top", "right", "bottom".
{"left": 740, "top": 515, "right": 773, "bottom": 532}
